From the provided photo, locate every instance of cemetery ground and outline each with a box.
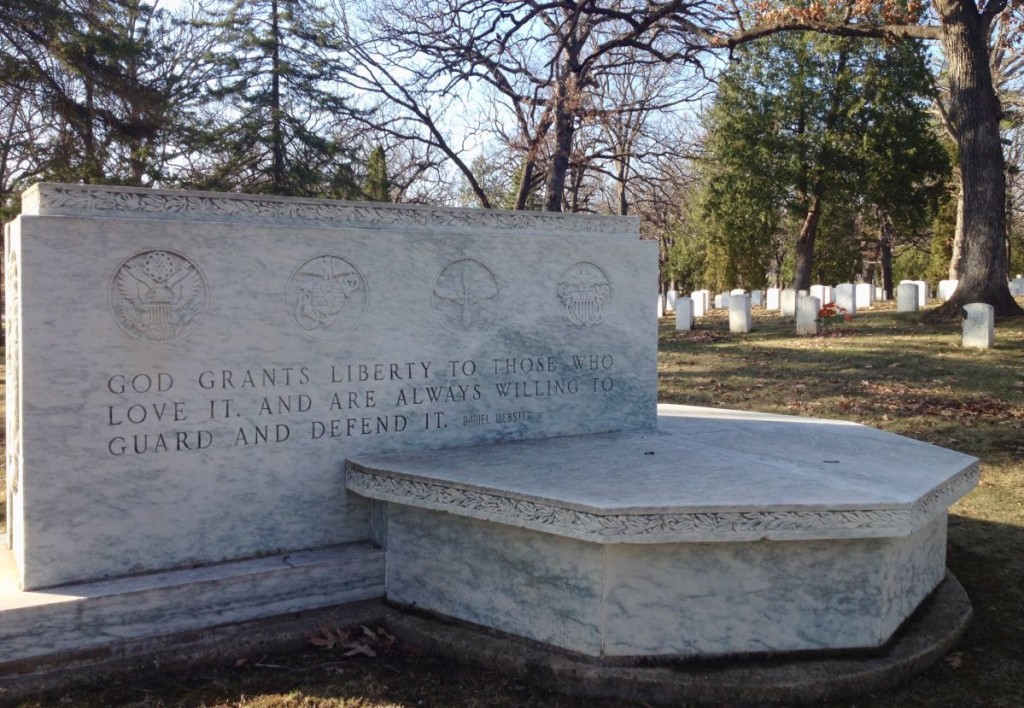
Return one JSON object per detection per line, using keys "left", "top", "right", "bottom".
{"left": 1, "top": 301, "right": 1023, "bottom": 707}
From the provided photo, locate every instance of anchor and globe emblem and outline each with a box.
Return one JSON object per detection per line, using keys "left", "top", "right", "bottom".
{"left": 109, "top": 250, "right": 208, "bottom": 342}
{"left": 287, "top": 255, "right": 368, "bottom": 338}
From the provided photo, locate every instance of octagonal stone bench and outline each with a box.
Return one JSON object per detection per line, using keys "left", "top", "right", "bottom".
{"left": 345, "top": 404, "right": 978, "bottom": 659}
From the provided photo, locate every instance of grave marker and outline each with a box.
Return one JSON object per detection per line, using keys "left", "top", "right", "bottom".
{"left": 897, "top": 282, "right": 919, "bottom": 312}
{"left": 962, "top": 303, "right": 994, "bottom": 349}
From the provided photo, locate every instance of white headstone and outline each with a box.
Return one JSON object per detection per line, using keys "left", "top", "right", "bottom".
{"left": 875, "top": 287, "right": 886, "bottom": 301}
{"left": 835, "top": 283, "right": 857, "bottom": 315}
{"left": 937, "top": 280, "right": 958, "bottom": 301}
{"left": 1009, "top": 277, "right": 1024, "bottom": 297}
{"left": 675, "top": 296, "right": 694, "bottom": 331}
{"left": 750, "top": 290, "right": 764, "bottom": 307}
{"left": 5, "top": 183, "right": 657, "bottom": 590}
{"left": 666, "top": 289, "right": 678, "bottom": 313}
{"left": 909, "top": 280, "right": 928, "bottom": 308}
{"left": 809, "top": 284, "right": 827, "bottom": 305}
{"left": 729, "top": 294, "right": 752, "bottom": 333}
{"left": 795, "top": 295, "right": 821, "bottom": 336}
{"left": 730, "top": 288, "right": 746, "bottom": 296}
{"left": 780, "top": 288, "right": 797, "bottom": 317}
{"left": 962, "top": 303, "right": 994, "bottom": 349}
{"left": 854, "top": 283, "right": 873, "bottom": 310}
{"left": 657, "top": 294, "right": 664, "bottom": 318}
{"left": 691, "top": 290, "right": 709, "bottom": 317}
{"left": 896, "top": 282, "right": 919, "bottom": 312}
{"left": 766, "top": 287, "right": 781, "bottom": 311}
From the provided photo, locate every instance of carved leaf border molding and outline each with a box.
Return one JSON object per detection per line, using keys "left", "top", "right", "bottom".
{"left": 346, "top": 462, "right": 978, "bottom": 543}
{"left": 34, "top": 185, "right": 637, "bottom": 235}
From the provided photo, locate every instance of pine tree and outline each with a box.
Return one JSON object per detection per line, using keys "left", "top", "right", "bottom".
{"left": 363, "top": 146, "right": 391, "bottom": 202}
{"left": 196, "top": 0, "right": 356, "bottom": 197}
{"left": 699, "top": 32, "right": 948, "bottom": 290}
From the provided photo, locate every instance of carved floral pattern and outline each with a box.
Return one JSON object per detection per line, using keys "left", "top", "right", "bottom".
{"left": 345, "top": 462, "right": 979, "bottom": 543}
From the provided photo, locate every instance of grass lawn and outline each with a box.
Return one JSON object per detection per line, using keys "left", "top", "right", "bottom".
{"left": 3, "top": 300, "right": 1024, "bottom": 707}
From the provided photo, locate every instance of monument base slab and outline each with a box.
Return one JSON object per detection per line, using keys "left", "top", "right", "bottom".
{"left": 0, "top": 542, "right": 382, "bottom": 667}
{"left": 347, "top": 404, "right": 978, "bottom": 659}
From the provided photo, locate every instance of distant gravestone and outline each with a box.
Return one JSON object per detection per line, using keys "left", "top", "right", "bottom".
{"left": 691, "top": 290, "right": 710, "bottom": 317}
{"left": 766, "top": 287, "right": 781, "bottom": 311}
{"left": 854, "top": 283, "right": 873, "bottom": 310}
{"left": 750, "top": 290, "right": 764, "bottom": 307}
{"left": 875, "top": 287, "right": 886, "bottom": 301}
{"left": 835, "top": 283, "right": 857, "bottom": 315}
{"left": 795, "top": 295, "right": 821, "bottom": 336}
{"left": 657, "top": 295, "right": 664, "bottom": 318}
{"left": 730, "top": 288, "right": 746, "bottom": 296}
{"left": 1010, "top": 277, "right": 1024, "bottom": 297}
{"left": 938, "top": 280, "right": 958, "bottom": 301}
{"left": 809, "top": 284, "right": 831, "bottom": 305}
{"left": 962, "top": 303, "right": 994, "bottom": 349}
{"left": 675, "top": 296, "right": 694, "bottom": 331}
{"left": 729, "top": 294, "right": 752, "bottom": 333}
{"left": 903, "top": 280, "right": 928, "bottom": 308}
{"left": 666, "top": 289, "right": 678, "bottom": 313}
{"left": 896, "top": 282, "right": 919, "bottom": 312}
{"left": 780, "top": 288, "right": 797, "bottom": 317}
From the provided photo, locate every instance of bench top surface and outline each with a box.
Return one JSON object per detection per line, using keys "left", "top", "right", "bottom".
{"left": 345, "top": 404, "right": 979, "bottom": 543}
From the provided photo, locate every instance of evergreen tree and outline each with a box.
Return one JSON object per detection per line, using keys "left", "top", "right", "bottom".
{"left": 699, "top": 32, "right": 948, "bottom": 290}
{"left": 196, "top": 0, "right": 356, "bottom": 197}
{"left": 0, "top": 0, "right": 165, "bottom": 186}
{"left": 363, "top": 145, "right": 391, "bottom": 202}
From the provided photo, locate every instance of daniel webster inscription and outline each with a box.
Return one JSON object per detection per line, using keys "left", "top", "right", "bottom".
{"left": 6, "top": 183, "right": 655, "bottom": 590}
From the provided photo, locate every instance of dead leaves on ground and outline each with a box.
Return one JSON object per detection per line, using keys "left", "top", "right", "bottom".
{"left": 308, "top": 624, "right": 396, "bottom": 658}
{"left": 785, "top": 380, "right": 1024, "bottom": 427}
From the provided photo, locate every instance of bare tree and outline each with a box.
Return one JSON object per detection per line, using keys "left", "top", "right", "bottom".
{"left": 349, "top": 0, "right": 717, "bottom": 211}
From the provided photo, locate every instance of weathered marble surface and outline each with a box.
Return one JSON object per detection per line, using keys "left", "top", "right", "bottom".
{"left": 7, "top": 184, "right": 655, "bottom": 589}
{"left": 353, "top": 404, "right": 977, "bottom": 658}
{"left": 0, "top": 543, "right": 383, "bottom": 663}
{"left": 380, "top": 498, "right": 949, "bottom": 658}
{"left": 347, "top": 405, "right": 979, "bottom": 544}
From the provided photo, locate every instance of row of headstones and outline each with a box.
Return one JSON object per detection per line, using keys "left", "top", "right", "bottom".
{"left": 661, "top": 282, "right": 891, "bottom": 322}
{"left": 663, "top": 274, "right": 1024, "bottom": 319}
{"left": 665, "top": 277, "right": 1015, "bottom": 349}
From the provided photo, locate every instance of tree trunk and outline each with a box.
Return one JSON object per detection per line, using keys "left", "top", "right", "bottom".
{"left": 792, "top": 188, "right": 823, "bottom": 291}
{"left": 270, "top": 0, "right": 286, "bottom": 193}
{"left": 935, "top": 0, "right": 1023, "bottom": 316}
{"left": 879, "top": 212, "right": 895, "bottom": 298}
{"left": 948, "top": 176, "right": 965, "bottom": 279}
{"left": 513, "top": 159, "right": 536, "bottom": 210}
{"left": 615, "top": 146, "right": 629, "bottom": 216}
{"left": 544, "top": 89, "right": 574, "bottom": 212}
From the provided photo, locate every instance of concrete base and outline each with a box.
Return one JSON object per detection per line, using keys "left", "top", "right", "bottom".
{"left": 0, "top": 542, "right": 383, "bottom": 669}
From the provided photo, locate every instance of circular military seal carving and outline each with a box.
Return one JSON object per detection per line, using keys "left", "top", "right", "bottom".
{"left": 431, "top": 259, "right": 500, "bottom": 333}
{"left": 287, "top": 255, "right": 368, "bottom": 338}
{"left": 109, "top": 250, "right": 209, "bottom": 342}
{"left": 557, "top": 262, "right": 611, "bottom": 327}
